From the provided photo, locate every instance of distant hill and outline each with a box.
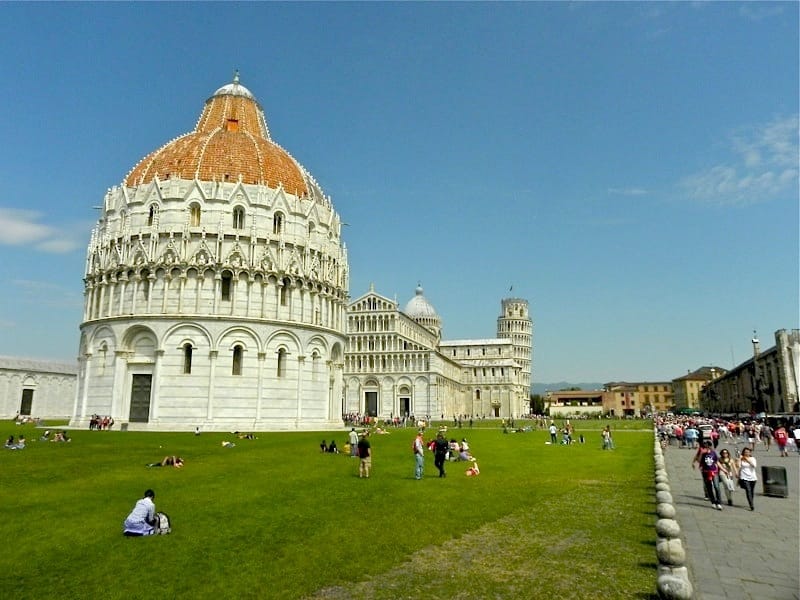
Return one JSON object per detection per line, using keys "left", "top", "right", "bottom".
{"left": 531, "top": 382, "right": 604, "bottom": 396}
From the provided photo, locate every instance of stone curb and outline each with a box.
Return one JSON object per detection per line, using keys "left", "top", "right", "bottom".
{"left": 654, "top": 429, "right": 694, "bottom": 600}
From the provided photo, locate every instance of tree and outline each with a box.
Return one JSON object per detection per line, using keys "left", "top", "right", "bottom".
{"left": 529, "top": 394, "right": 545, "bottom": 415}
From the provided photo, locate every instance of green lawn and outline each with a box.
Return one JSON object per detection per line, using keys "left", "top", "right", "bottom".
{"left": 1, "top": 420, "right": 656, "bottom": 599}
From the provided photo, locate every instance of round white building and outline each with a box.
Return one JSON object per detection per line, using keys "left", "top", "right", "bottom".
{"left": 71, "top": 74, "right": 349, "bottom": 431}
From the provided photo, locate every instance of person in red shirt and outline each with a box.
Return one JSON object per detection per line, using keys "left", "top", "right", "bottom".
{"left": 774, "top": 424, "right": 789, "bottom": 457}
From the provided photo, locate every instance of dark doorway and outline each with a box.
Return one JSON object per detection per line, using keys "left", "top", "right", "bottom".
{"left": 364, "top": 391, "right": 378, "bottom": 417}
{"left": 20, "top": 389, "right": 34, "bottom": 415}
{"left": 129, "top": 374, "right": 153, "bottom": 422}
{"left": 493, "top": 405, "right": 500, "bottom": 417}
{"left": 400, "top": 397, "right": 410, "bottom": 417}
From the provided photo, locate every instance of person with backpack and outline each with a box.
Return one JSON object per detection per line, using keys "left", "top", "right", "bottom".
{"left": 692, "top": 440, "right": 723, "bottom": 510}
{"left": 123, "top": 489, "right": 157, "bottom": 536}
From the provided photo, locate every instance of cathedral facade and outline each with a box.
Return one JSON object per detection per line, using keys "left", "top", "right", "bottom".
{"left": 344, "top": 286, "right": 532, "bottom": 420}
{"left": 71, "top": 76, "right": 349, "bottom": 431}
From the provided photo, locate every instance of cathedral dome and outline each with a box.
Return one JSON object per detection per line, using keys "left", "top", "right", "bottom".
{"left": 124, "top": 73, "right": 313, "bottom": 196}
{"left": 404, "top": 285, "right": 439, "bottom": 319}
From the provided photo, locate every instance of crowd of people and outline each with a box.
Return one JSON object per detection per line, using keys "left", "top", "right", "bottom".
{"left": 656, "top": 415, "right": 800, "bottom": 455}
{"left": 89, "top": 415, "right": 114, "bottom": 430}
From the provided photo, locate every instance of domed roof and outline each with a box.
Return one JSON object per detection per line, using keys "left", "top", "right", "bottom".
{"left": 124, "top": 73, "right": 312, "bottom": 196}
{"left": 404, "top": 285, "right": 439, "bottom": 319}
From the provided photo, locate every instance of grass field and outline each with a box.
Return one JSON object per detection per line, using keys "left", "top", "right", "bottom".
{"left": 1, "top": 420, "right": 657, "bottom": 599}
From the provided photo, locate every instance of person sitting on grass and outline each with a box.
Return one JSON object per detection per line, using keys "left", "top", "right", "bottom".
{"left": 327, "top": 440, "right": 339, "bottom": 454}
{"left": 123, "top": 489, "right": 157, "bottom": 536}
{"left": 147, "top": 456, "right": 184, "bottom": 468}
{"left": 5, "top": 435, "right": 15, "bottom": 448}
{"left": 320, "top": 439, "right": 327, "bottom": 452}
{"left": 40, "top": 430, "right": 51, "bottom": 441}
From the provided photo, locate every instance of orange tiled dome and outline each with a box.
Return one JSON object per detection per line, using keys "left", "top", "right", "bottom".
{"left": 125, "top": 74, "right": 309, "bottom": 196}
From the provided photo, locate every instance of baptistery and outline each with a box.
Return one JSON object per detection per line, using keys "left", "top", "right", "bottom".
{"left": 72, "top": 74, "right": 349, "bottom": 431}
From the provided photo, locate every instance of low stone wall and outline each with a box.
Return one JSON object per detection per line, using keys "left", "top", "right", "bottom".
{"left": 653, "top": 429, "right": 693, "bottom": 600}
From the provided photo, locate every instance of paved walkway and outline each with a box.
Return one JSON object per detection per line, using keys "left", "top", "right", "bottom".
{"left": 664, "top": 440, "right": 800, "bottom": 600}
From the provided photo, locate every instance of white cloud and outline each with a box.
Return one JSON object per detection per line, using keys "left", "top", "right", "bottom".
{"left": 739, "top": 4, "right": 784, "bottom": 21}
{"left": 680, "top": 115, "right": 799, "bottom": 205}
{"left": 14, "top": 279, "right": 84, "bottom": 308}
{"left": 0, "top": 208, "right": 82, "bottom": 253}
{"left": 607, "top": 187, "right": 650, "bottom": 196}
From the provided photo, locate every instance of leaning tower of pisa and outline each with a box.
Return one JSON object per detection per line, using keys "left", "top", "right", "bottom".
{"left": 497, "top": 298, "right": 533, "bottom": 400}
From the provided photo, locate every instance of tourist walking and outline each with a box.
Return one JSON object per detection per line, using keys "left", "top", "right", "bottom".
{"left": 773, "top": 424, "right": 790, "bottom": 457}
{"left": 433, "top": 432, "right": 448, "bottom": 478}
{"left": 717, "top": 448, "right": 738, "bottom": 506}
{"left": 413, "top": 430, "right": 425, "bottom": 480}
{"left": 349, "top": 427, "right": 359, "bottom": 458}
{"left": 549, "top": 423, "right": 558, "bottom": 444}
{"left": 737, "top": 447, "right": 758, "bottom": 510}
{"left": 357, "top": 432, "right": 371, "bottom": 478}
{"left": 760, "top": 422, "right": 773, "bottom": 452}
{"left": 693, "top": 440, "right": 723, "bottom": 510}
{"left": 602, "top": 425, "right": 614, "bottom": 450}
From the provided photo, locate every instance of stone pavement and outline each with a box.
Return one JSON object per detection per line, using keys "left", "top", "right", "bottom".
{"left": 664, "top": 440, "right": 800, "bottom": 600}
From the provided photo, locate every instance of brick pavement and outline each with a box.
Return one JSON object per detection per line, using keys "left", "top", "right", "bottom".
{"left": 663, "top": 439, "right": 800, "bottom": 600}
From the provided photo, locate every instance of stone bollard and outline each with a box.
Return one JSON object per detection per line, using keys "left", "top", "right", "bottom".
{"left": 656, "top": 537, "right": 686, "bottom": 566}
{"left": 655, "top": 490, "right": 673, "bottom": 505}
{"left": 657, "top": 574, "right": 693, "bottom": 600}
{"left": 656, "top": 502, "right": 676, "bottom": 519}
{"left": 656, "top": 518, "right": 681, "bottom": 539}
{"left": 655, "top": 481, "right": 670, "bottom": 492}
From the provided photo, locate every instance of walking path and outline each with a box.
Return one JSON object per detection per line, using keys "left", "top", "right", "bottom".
{"left": 663, "top": 440, "right": 799, "bottom": 600}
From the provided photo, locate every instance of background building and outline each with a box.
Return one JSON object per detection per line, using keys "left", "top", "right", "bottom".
{"left": 702, "top": 329, "right": 800, "bottom": 415}
{"left": 0, "top": 357, "right": 77, "bottom": 420}
{"left": 672, "top": 366, "right": 726, "bottom": 412}
{"left": 343, "top": 285, "right": 533, "bottom": 419}
{"left": 71, "top": 75, "right": 349, "bottom": 431}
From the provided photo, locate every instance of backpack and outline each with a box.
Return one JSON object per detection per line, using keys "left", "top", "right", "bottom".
{"left": 155, "top": 512, "right": 171, "bottom": 535}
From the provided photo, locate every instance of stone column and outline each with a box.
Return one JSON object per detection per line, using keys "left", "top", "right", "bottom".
{"left": 256, "top": 352, "right": 266, "bottom": 420}
{"left": 207, "top": 350, "right": 218, "bottom": 421}
{"left": 150, "top": 349, "right": 164, "bottom": 421}
{"left": 110, "top": 350, "right": 128, "bottom": 420}
{"left": 295, "top": 355, "right": 305, "bottom": 424}
{"left": 78, "top": 353, "right": 92, "bottom": 421}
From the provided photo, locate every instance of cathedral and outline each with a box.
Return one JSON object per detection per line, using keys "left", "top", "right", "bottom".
{"left": 70, "top": 75, "right": 532, "bottom": 431}
{"left": 344, "top": 285, "right": 532, "bottom": 420}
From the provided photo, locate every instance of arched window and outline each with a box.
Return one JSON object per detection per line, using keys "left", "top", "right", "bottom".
{"left": 232, "top": 345, "right": 243, "bottom": 376}
{"left": 312, "top": 351, "right": 320, "bottom": 381}
{"left": 279, "top": 277, "right": 290, "bottom": 306}
{"left": 277, "top": 348, "right": 287, "bottom": 377}
{"left": 307, "top": 222, "right": 315, "bottom": 237}
{"left": 273, "top": 212, "right": 284, "bottom": 234}
{"left": 221, "top": 271, "right": 233, "bottom": 301}
{"left": 147, "top": 204, "right": 158, "bottom": 226}
{"left": 232, "top": 206, "right": 245, "bottom": 230}
{"left": 475, "top": 389, "right": 481, "bottom": 400}
{"left": 140, "top": 269, "right": 151, "bottom": 300}
{"left": 183, "top": 344, "right": 193, "bottom": 374}
{"left": 190, "top": 203, "right": 201, "bottom": 227}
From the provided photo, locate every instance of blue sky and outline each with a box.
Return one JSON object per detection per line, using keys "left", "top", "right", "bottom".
{"left": 0, "top": 2, "right": 796, "bottom": 383}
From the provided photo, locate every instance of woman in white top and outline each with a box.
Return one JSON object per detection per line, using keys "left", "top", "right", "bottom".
{"left": 736, "top": 447, "right": 758, "bottom": 511}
